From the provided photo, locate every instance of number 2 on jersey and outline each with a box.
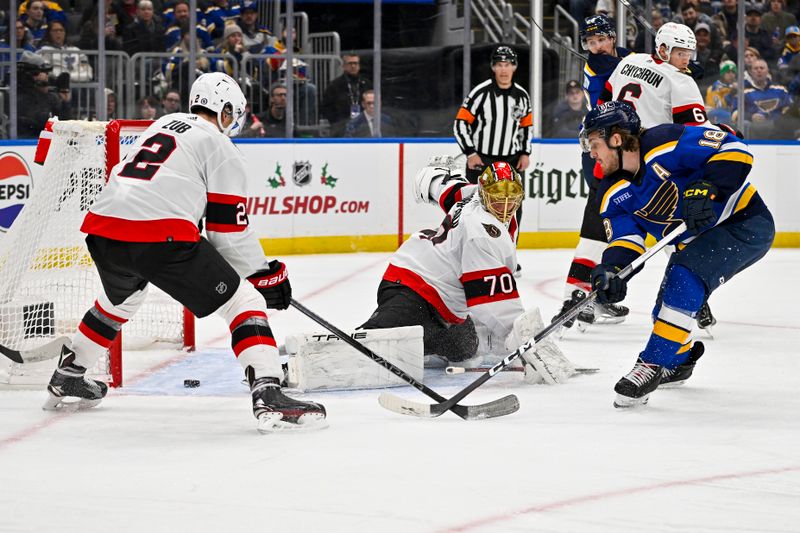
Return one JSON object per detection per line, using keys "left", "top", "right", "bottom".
{"left": 118, "top": 133, "right": 177, "bottom": 180}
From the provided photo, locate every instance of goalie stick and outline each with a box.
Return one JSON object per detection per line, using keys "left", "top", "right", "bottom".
{"left": 289, "top": 299, "right": 520, "bottom": 420}
{"left": 379, "top": 223, "right": 688, "bottom": 418}
{"left": 445, "top": 366, "right": 599, "bottom": 375}
{"left": 0, "top": 336, "right": 71, "bottom": 364}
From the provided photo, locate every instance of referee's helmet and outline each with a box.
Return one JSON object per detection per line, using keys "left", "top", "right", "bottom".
{"left": 491, "top": 46, "right": 517, "bottom": 66}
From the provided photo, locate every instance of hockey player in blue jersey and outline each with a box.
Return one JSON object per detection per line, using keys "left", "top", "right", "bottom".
{"left": 580, "top": 101, "right": 775, "bottom": 408}
{"left": 553, "top": 14, "right": 634, "bottom": 332}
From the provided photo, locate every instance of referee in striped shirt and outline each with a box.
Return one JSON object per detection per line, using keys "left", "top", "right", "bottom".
{"left": 454, "top": 46, "right": 532, "bottom": 238}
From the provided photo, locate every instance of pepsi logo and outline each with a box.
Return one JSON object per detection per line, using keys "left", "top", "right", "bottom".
{"left": 0, "top": 152, "right": 33, "bottom": 233}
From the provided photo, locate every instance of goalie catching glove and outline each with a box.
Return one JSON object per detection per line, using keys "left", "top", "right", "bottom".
{"left": 412, "top": 155, "right": 466, "bottom": 204}
{"left": 247, "top": 260, "right": 291, "bottom": 310}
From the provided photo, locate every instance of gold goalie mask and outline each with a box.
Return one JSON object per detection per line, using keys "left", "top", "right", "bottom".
{"left": 478, "top": 162, "right": 524, "bottom": 223}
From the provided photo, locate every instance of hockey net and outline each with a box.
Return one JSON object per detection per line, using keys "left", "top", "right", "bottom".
{"left": 0, "top": 120, "right": 194, "bottom": 388}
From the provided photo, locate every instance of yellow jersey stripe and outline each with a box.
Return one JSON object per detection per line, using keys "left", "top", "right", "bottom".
{"left": 608, "top": 240, "right": 646, "bottom": 254}
{"left": 677, "top": 342, "right": 692, "bottom": 355}
{"left": 644, "top": 141, "right": 678, "bottom": 164}
{"left": 734, "top": 184, "right": 757, "bottom": 213}
{"left": 584, "top": 65, "right": 596, "bottom": 76}
{"left": 600, "top": 180, "right": 630, "bottom": 213}
{"left": 708, "top": 151, "right": 753, "bottom": 165}
{"left": 654, "top": 320, "right": 691, "bottom": 344}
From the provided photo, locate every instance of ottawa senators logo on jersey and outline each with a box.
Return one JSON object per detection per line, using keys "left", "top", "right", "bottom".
{"left": 482, "top": 223, "right": 501, "bottom": 238}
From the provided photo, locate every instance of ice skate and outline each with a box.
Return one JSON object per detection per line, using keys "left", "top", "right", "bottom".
{"left": 553, "top": 290, "right": 594, "bottom": 335}
{"left": 248, "top": 368, "right": 327, "bottom": 433}
{"left": 697, "top": 302, "right": 716, "bottom": 336}
{"left": 613, "top": 357, "right": 662, "bottom": 408}
{"left": 593, "top": 302, "right": 629, "bottom": 325}
{"left": 660, "top": 342, "right": 704, "bottom": 388}
{"left": 42, "top": 347, "right": 108, "bottom": 411}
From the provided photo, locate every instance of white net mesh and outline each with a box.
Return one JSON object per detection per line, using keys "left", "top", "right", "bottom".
{"left": 0, "top": 121, "right": 186, "bottom": 386}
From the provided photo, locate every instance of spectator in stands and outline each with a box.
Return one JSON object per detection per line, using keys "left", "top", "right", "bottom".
{"left": 634, "top": 9, "right": 664, "bottom": 52}
{"left": 16, "top": 50, "right": 71, "bottom": 138}
{"left": 345, "top": 89, "right": 396, "bottom": 137}
{"left": 722, "top": 32, "right": 751, "bottom": 64}
{"left": 164, "top": 30, "right": 211, "bottom": 102}
{"left": 17, "top": 0, "right": 66, "bottom": 25}
{"left": 22, "top": 0, "right": 49, "bottom": 47}
{"left": 706, "top": 60, "right": 738, "bottom": 123}
{"left": 237, "top": 0, "right": 274, "bottom": 53}
{"left": 213, "top": 23, "right": 245, "bottom": 76}
{"left": 122, "top": 0, "right": 165, "bottom": 55}
{"left": 239, "top": 103, "right": 266, "bottom": 137}
{"left": 161, "top": 88, "right": 182, "bottom": 114}
{"left": 675, "top": 2, "right": 722, "bottom": 49}
{"left": 695, "top": 0, "right": 715, "bottom": 16}
{"left": 744, "top": 4, "right": 777, "bottom": 61}
{"left": 321, "top": 53, "right": 371, "bottom": 137}
{"left": 762, "top": 0, "right": 798, "bottom": 52}
{"left": 778, "top": 25, "right": 800, "bottom": 74}
{"left": 713, "top": 0, "right": 739, "bottom": 42}
{"left": 112, "top": 0, "right": 137, "bottom": 31}
{"left": 79, "top": 0, "right": 124, "bottom": 51}
{"left": 38, "top": 21, "right": 93, "bottom": 83}
{"left": 0, "top": 21, "right": 37, "bottom": 82}
{"left": 557, "top": 0, "right": 594, "bottom": 25}
{"left": 106, "top": 87, "right": 117, "bottom": 119}
{"left": 694, "top": 22, "right": 724, "bottom": 81}
{"left": 204, "top": 0, "right": 241, "bottom": 41}
{"left": 164, "top": 0, "right": 212, "bottom": 50}
{"left": 257, "top": 83, "right": 291, "bottom": 137}
{"left": 550, "top": 80, "right": 586, "bottom": 138}
{"left": 136, "top": 95, "right": 159, "bottom": 119}
{"left": 733, "top": 58, "right": 793, "bottom": 138}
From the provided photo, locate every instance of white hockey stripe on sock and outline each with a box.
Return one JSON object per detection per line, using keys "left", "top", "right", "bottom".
{"left": 657, "top": 303, "right": 695, "bottom": 331}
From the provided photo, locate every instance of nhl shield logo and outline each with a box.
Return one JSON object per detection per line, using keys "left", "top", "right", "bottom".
{"left": 0, "top": 152, "right": 33, "bottom": 233}
{"left": 293, "top": 161, "right": 312, "bottom": 187}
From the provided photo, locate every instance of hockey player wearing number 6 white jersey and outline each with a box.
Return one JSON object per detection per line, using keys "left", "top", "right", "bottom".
{"left": 44, "top": 72, "right": 326, "bottom": 432}
{"left": 600, "top": 22, "right": 711, "bottom": 128}
{"left": 360, "top": 159, "right": 573, "bottom": 383}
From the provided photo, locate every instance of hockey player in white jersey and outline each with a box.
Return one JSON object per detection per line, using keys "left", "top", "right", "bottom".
{"left": 360, "top": 158, "right": 573, "bottom": 384}
{"left": 600, "top": 22, "right": 710, "bottom": 128}
{"left": 44, "top": 72, "right": 326, "bottom": 432}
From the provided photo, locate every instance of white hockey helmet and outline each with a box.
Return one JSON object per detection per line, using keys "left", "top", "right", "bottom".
{"left": 189, "top": 72, "right": 247, "bottom": 137}
{"left": 655, "top": 22, "right": 697, "bottom": 60}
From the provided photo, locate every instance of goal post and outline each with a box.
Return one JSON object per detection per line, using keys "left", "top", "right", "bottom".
{"left": 0, "top": 119, "right": 195, "bottom": 388}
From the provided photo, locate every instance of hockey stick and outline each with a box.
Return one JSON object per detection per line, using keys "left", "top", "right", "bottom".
{"left": 445, "top": 366, "right": 599, "bottom": 375}
{"left": 0, "top": 336, "right": 71, "bottom": 364}
{"left": 289, "top": 299, "right": 520, "bottom": 420}
{"left": 379, "top": 222, "right": 687, "bottom": 418}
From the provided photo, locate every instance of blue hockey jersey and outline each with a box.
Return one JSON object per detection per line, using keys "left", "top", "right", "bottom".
{"left": 597, "top": 123, "right": 767, "bottom": 268}
{"left": 583, "top": 47, "right": 631, "bottom": 107}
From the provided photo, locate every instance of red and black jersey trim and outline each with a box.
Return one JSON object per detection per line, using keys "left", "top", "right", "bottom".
{"left": 566, "top": 257, "right": 597, "bottom": 291}
{"left": 383, "top": 264, "right": 463, "bottom": 324}
{"left": 81, "top": 212, "right": 200, "bottom": 242}
{"left": 438, "top": 182, "right": 468, "bottom": 213}
{"left": 206, "top": 192, "right": 248, "bottom": 233}
{"left": 460, "top": 266, "right": 518, "bottom": 307}
{"left": 598, "top": 81, "right": 613, "bottom": 105}
{"left": 230, "top": 311, "right": 277, "bottom": 357}
{"left": 672, "top": 103, "right": 707, "bottom": 125}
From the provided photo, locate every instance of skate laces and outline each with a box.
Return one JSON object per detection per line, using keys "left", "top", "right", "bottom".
{"left": 626, "top": 361, "right": 659, "bottom": 387}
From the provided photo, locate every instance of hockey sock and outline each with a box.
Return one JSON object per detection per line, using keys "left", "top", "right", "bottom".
{"left": 640, "top": 265, "right": 705, "bottom": 369}
{"left": 70, "top": 290, "right": 145, "bottom": 369}
{"left": 563, "top": 237, "right": 606, "bottom": 299}
{"left": 215, "top": 282, "right": 283, "bottom": 380}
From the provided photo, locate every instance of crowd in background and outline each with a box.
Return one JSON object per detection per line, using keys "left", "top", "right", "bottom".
{"left": 550, "top": 0, "right": 800, "bottom": 138}
{"left": 5, "top": 0, "right": 800, "bottom": 139}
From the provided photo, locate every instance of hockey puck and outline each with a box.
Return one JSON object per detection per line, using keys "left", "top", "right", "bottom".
{"left": 184, "top": 379, "right": 201, "bottom": 388}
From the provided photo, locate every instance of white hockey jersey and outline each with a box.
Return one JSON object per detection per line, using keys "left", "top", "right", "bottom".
{"left": 82, "top": 113, "right": 266, "bottom": 277}
{"left": 384, "top": 184, "right": 523, "bottom": 342}
{"left": 600, "top": 53, "right": 709, "bottom": 128}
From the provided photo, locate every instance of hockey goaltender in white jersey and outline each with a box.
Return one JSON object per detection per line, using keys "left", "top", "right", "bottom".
{"left": 356, "top": 158, "right": 575, "bottom": 384}
{"left": 599, "top": 23, "right": 710, "bottom": 128}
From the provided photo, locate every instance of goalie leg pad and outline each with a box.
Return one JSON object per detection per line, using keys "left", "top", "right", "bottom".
{"left": 284, "top": 326, "right": 424, "bottom": 391}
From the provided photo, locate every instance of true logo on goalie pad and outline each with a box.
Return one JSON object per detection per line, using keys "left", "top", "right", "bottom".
{"left": 0, "top": 152, "right": 33, "bottom": 233}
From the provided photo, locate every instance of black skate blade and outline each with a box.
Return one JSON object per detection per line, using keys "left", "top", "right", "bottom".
{"left": 42, "top": 393, "right": 102, "bottom": 412}
{"left": 256, "top": 412, "right": 329, "bottom": 433}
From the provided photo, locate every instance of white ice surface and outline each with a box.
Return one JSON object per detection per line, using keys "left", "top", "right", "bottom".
{"left": 1, "top": 249, "right": 798, "bottom": 533}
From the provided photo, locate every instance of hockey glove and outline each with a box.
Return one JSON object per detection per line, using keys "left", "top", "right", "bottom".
{"left": 686, "top": 60, "right": 704, "bottom": 81}
{"left": 682, "top": 180, "right": 719, "bottom": 235}
{"left": 714, "top": 122, "right": 744, "bottom": 139}
{"left": 247, "top": 260, "right": 291, "bottom": 310}
{"left": 590, "top": 264, "right": 627, "bottom": 304}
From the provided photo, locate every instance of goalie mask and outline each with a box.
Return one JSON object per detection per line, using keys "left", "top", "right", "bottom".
{"left": 478, "top": 162, "right": 524, "bottom": 223}
{"left": 189, "top": 72, "right": 247, "bottom": 137}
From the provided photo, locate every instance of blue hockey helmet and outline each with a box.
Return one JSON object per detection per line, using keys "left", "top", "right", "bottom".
{"left": 579, "top": 101, "right": 641, "bottom": 152}
{"left": 580, "top": 15, "right": 616, "bottom": 49}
